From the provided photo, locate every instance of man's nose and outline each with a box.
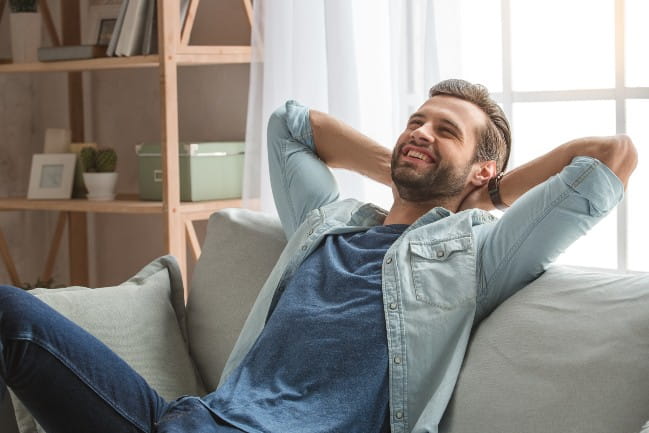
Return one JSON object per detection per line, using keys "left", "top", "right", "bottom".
{"left": 411, "top": 126, "right": 433, "bottom": 145}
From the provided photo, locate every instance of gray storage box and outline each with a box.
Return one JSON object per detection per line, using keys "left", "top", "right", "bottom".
{"left": 136, "top": 142, "right": 245, "bottom": 201}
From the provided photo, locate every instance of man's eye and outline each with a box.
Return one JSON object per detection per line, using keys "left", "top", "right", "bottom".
{"left": 408, "top": 120, "right": 422, "bottom": 128}
{"left": 438, "top": 128, "right": 454, "bottom": 137}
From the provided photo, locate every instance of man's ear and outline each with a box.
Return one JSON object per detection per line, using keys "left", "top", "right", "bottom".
{"left": 470, "top": 160, "right": 497, "bottom": 187}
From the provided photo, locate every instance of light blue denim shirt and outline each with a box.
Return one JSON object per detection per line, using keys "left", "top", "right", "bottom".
{"left": 217, "top": 100, "right": 624, "bottom": 433}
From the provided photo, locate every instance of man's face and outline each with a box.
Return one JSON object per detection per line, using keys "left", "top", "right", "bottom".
{"left": 391, "top": 95, "right": 488, "bottom": 202}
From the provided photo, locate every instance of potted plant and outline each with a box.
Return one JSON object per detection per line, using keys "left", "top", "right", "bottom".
{"left": 80, "top": 146, "right": 119, "bottom": 201}
{"left": 9, "top": 0, "right": 41, "bottom": 63}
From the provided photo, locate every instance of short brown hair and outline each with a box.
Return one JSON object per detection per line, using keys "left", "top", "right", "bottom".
{"left": 429, "top": 79, "right": 511, "bottom": 173}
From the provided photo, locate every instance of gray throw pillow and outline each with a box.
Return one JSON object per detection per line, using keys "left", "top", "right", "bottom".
{"left": 10, "top": 255, "right": 205, "bottom": 433}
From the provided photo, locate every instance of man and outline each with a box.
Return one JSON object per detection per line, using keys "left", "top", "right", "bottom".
{"left": 0, "top": 79, "right": 637, "bottom": 433}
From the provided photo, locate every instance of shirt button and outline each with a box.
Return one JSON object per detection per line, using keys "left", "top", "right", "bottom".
{"left": 386, "top": 257, "right": 393, "bottom": 264}
{"left": 436, "top": 249, "right": 445, "bottom": 258}
{"left": 395, "top": 410, "right": 403, "bottom": 420}
{"left": 389, "top": 302, "right": 397, "bottom": 310}
{"left": 394, "top": 356, "right": 402, "bottom": 364}
{"left": 307, "top": 228, "right": 314, "bottom": 235}
{"left": 301, "top": 245, "right": 308, "bottom": 251}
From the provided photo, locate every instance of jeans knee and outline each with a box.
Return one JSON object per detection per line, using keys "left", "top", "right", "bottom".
{"left": 0, "top": 285, "right": 43, "bottom": 335}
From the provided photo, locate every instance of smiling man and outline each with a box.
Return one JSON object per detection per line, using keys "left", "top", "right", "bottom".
{"left": 211, "top": 78, "right": 636, "bottom": 433}
{"left": 0, "top": 79, "right": 638, "bottom": 433}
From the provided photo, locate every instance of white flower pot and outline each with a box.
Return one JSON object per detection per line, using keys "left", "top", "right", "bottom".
{"left": 83, "top": 172, "right": 118, "bottom": 201}
{"left": 10, "top": 12, "right": 42, "bottom": 63}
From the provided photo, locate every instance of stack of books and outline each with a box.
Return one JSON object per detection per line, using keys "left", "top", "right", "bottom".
{"left": 36, "top": 0, "right": 190, "bottom": 62}
{"left": 108, "top": 0, "right": 190, "bottom": 57}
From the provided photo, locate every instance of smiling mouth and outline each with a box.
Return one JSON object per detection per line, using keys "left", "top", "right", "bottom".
{"left": 400, "top": 145, "right": 436, "bottom": 164}
{"left": 406, "top": 149, "right": 432, "bottom": 162}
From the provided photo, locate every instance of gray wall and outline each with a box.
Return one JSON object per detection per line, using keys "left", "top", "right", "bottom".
{"left": 0, "top": 1, "right": 251, "bottom": 288}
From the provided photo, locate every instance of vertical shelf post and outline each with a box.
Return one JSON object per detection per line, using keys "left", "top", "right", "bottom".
{"left": 62, "top": 0, "right": 89, "bottom": 285}
{"left": 158, "top": 0, "right": 187, "bottom": 291}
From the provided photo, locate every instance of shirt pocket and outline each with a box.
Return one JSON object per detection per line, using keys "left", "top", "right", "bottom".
{"left": 409, "top": 236, "right": 476, "bottom": 310}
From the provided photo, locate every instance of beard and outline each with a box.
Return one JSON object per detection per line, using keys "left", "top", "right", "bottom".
{"left": 390, "top": 146, "right": 472, "bottom": 203}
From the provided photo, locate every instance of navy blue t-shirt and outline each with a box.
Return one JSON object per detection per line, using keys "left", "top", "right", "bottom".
{"left": 205, "top": 224, "right": 408, "bottom": 433}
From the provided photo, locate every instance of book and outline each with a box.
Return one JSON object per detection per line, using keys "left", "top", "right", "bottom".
{"left": 107, "top": 0, "right": 129, "bottom": 56}
{"left": 142, "top": 0, "right": 189, "bottom": 54}
{"left": 115, "top": 0, "right": 148, "bottom": 56}
{"left": 38, "top": 45, "right": 108, "bottom": 62}
{"left": 112, "top": 0, "right": 191, "bottom": 57}
{"left": 141, "top": 0, "right": 156, "bottom": 55}
{"left": 181, "top": 0, "right": 190, "bottom": 34}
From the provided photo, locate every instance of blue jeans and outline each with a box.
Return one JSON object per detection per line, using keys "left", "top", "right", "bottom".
{"left": 0, "top": 284, "right": 169, "bottom": 432}
{"left": 0, "top": 285, "right": 247, "bottom": 433}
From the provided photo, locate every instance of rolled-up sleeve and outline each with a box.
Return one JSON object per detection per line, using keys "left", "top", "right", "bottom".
{"left": 267, "top": 100, "right": 339, "bottom": 239}
{"left": 475, "top": 156, "right": 624, "bottom": 320}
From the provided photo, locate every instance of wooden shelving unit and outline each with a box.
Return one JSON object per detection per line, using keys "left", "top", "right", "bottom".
{"left": 0, "top": 0, "right": 253, "bottom": 294}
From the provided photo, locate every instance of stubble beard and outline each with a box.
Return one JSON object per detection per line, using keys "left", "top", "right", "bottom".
{"left": 390, "top": 146, "right": 472, "bottom": 203}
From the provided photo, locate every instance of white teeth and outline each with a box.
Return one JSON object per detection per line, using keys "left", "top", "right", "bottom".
{"left": 406, "top": 150, "right": 431, "bottom": 162}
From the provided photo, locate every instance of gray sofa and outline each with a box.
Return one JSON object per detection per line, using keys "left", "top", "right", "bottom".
{"left": 2, "top": 208, "right": 649, "bottom": 433}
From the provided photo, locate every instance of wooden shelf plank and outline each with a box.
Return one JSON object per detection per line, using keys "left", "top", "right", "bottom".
{"left": 0, "top": 47, "right": 251, "bottom": 73}
{"left": 176, "top": 46, "right": 251, "bottom": 64}
{"left": 0, "top": 55, "right": 161, "bottom": 73}
{"left": 0, "top": 196, "right": 164, "bottom": 213}
{"left": 0, "top": 196, "right": 243, "bottom": 216}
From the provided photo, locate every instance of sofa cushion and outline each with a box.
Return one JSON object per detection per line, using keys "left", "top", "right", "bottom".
{"left": 9, "top": 255, "right": 205, "bottom": 433}
{"left": 440, "top": 265, "right": 649, "bottom": 433}
{"left": 187, "top": 208, "right": 286, "bottom": 391}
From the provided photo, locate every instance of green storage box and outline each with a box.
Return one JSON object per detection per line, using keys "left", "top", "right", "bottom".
{"left": 136, "top": 142, "right": 245, "bottom": 201}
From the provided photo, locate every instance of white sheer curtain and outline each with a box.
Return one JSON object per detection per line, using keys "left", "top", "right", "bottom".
{"left": 242, "top": 0, "right": 439, "bottom": 213}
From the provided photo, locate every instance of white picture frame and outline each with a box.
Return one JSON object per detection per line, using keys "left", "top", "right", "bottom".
{"left": 27, "top": 154, "right": 77, "bottom": 200}
{"left": 84, "top": 3, "right": 122, "bottom": 46}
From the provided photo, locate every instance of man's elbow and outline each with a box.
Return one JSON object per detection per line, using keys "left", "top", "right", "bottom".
{"left": 597, "top": 134, "right": 638, "bottom": 188}
{"left": 267, "top": 103, "right": 291, "bottom": 142}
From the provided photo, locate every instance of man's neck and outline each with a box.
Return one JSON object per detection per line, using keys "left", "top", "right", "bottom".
{"left": 383, "top": 196, "right": 461, "bottom": 225}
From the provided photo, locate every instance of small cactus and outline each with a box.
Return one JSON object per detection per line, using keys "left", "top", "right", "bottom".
{"left": 79, "top": 147, "right": 97, "bottom": 172}
{"left": 79, "top": 146, "right": 117, "bottom": 173}
{"left": 96, "top": 148, "right": 117, "bottom": 172}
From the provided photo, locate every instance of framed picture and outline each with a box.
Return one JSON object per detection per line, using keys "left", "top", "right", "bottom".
{"left": 27, "top": 154, "right": 77, "bottom": 200}
{"left": 84, "top": 3, "right": 121, "bottom": 46}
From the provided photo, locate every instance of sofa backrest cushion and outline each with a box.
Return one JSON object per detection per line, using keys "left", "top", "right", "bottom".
{"left": 440, "top": 265, "right": 649, "bottom": 433}
{"left": 187, "top": 208, "right": 286, "bottom": 391}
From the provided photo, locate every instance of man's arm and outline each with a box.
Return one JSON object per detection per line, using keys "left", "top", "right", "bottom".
{"left": 310, "top": 110, "right": 638, "bottom": 213}
{"left": 461, "top": 134, "right": 637, "bottom": 210}
{"left": 309, "top": 109, "right": 393, "bottom": 186}
{"left": 268, "top": 102, "right": 394, "bottom": 238}
{"left": 474, "top": 136, "right": 637, "bottom": 320}
{"left": 267, "top": 101, "right": 341, "bottom": 238}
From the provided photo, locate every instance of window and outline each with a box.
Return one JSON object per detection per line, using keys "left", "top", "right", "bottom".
{"left": 416, "top": 0, "right": 649, "bottom": 271}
